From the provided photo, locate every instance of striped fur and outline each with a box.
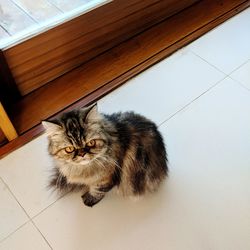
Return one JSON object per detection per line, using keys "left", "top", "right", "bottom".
{"left": 43, "top": 104, "right": 168, "bottom": 207}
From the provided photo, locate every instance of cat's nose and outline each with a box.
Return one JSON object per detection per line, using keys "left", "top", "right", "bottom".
{"left": 77, "top": 149, "right": 86, "bottom": 157}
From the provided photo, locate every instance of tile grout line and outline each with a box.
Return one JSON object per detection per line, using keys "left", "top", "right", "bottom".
{"left": 228, "top": 59, "right": 250, "bottom": 92}
{"left": 0, "top": 176, "right": 31, "bottom": 243}
{"left": 46, "top": 0, "right": 66, "bottom": 13}
{"left": 228, "top": 75, "right": 250, "bottom": 92}
{"left": 0, "top": 222, "right": 30, "bottom": 244}
{"left": 189, "top": 50, "right": 228, "bottom": 75}
{"left": 191, "top": 50, "right": 250, "bottom": 92}
{"left": 0, "top": 176, "right": 53, "bottom": 249}
{"left": 45, "top": 0, "right": 65, "bottom": 13}
{"left": 190, "top": 50, "right": 250, "bottom": 77}
{"left": 31, "top": 192, "right": 67, "bottom": 221}
{"left": 0, "top": 24, "right": 12, "bottom": 36}
{"left": 0, "top": 219, "right": 30, "bottom": 244}
{"left": 157, "top": 74, "right": 228, "bottom": 127}
{"left": 158, "top": 53, "right": 250, "bottom": 128}
{"left": 188, "top": 50, "right": 250, "bottom": 94}
{"left": 228, "top": 59, "right": 250, "bottom": 75}
{"left": 9, "top": 0, "right": 39, "bottom": 24}
{"left": 30, "top": 220, "right": 53, "bottom": 250}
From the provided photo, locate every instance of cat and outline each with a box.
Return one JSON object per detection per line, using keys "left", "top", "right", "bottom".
{"left": 42, "top": 104, "right": 168, "bottom": 207}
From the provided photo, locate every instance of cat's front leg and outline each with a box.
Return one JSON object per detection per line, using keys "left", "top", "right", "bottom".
{"left": 81, "top": 184, "right": 114, "bottom": 207}
{"left": 81, "top": 191, "right": 105, "bottom": 207}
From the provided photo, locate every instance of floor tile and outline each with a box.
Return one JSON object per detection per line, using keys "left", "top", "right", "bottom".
{"left": 0, "top": 179, "right": 28, "bottom": 241}
{"left": 230, "top": 60, "right": 250, "bottom": 90}
{"left": 33, "top": 78, "right": 250, "bottom": 250}
{"left": 0, "top": 222, "right": 51, "bottom": 250}
{"left": 0, "top": 135, "right": 58, "bottom": 218}
{"left": 99, "top": 49, "right": 225, "bottom": 125}
{"left": 34, "top": 187, "right": 200, "bottom": 250}
{"left": 189, "top": 8, "right": 250, "bottom": 74}
{"left": 159, "top": 77, "right": 250, "bottom": 250}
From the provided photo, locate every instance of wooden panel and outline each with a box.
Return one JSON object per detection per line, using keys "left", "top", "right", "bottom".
{"left": 10, "top": 0, "right": 199, "bottom": 95}
{"left": 48, "top": 0, "right": 92, "bottom": 12}
{"left": 12, "top": 0, "right": 62, "bottom": 23}
{"left": 4, "top": 0, "right": 199, "bottom": 95}
{"left": 0, "top": 50, "right": 21, "bottom": 110}
{"left": 7, "top": 0, "right": 249, "bottom": 136}
{"left": 0, "top": 0, "right": 36, "bottom": 35}
{"left": 0, "top": 125, "right": 43, "bottom": 158}
{"left": 0, "top": 129, "right": 7, "bottom": 147}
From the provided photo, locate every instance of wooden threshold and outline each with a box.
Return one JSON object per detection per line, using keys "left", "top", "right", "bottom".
{"left": 1, "top": 0, "right": 249, "bottom": 158}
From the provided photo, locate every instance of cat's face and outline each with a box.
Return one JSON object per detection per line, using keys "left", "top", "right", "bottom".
{"left": 43, "top": 105, "right": 109, "bottom": 167}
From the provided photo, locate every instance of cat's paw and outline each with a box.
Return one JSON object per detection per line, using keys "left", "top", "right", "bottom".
{"left": 81, "top": 192, "right": 103, "bottom": 207}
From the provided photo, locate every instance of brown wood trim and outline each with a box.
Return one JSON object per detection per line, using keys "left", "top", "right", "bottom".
{"left": 0, "top": 0, "right": 249, "bottom": 158}
{"left": 3, "top": 0, "right": 198, "bottom": 96}
{"left": 0, "top": 129, "right": 7, "bottom": 147}
{"left": 0, "top": 125, "right": 43, "bottom": 158}
{"left": 0, "top": 50, "right": 21, "bottom": 110}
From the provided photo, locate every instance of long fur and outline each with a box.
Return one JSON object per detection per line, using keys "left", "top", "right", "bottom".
{"left": 43, "top": 104, "right": 168, "bottom": 206}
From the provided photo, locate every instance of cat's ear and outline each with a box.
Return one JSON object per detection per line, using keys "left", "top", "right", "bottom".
{"left": 85, "top": 103, "right": 101, "bottom": 122}
{"left": 42, "top": 120, "right": 62, "bottom": 135}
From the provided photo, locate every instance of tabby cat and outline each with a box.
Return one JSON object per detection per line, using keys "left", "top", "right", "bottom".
{"left": 43, "top": 104, "right": 168, "bottom": 207}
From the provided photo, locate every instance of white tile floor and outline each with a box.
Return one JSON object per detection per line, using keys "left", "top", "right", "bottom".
{"left": 0, "top": 8, "right": 250, "bottom": 250}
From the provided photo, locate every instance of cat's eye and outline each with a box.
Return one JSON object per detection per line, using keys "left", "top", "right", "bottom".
{"left": 65, "top": 146, "right": 75, "bottom": 153}
{"left": 86, "top": 140, "right": 95, "bottom": 147}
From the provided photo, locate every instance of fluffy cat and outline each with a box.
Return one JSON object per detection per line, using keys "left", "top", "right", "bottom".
{"left": 43, "top": 104, "right": 168, "bottom": 207}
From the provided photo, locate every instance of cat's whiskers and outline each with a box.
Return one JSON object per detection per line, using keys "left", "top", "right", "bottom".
{"left": 97, "top": 155, "right": 124, "bottom": 177}
{"left": 100, "top": 150, "right": 122, "bottom": 171}
{"left": 101, "top": 148, "right": 123, "bottom": 171}
{"left": 93, "top": 158, "right": 106, "bottom": 171}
